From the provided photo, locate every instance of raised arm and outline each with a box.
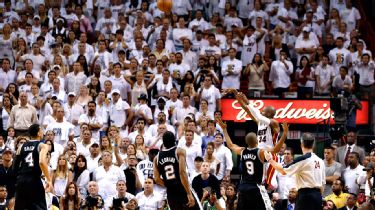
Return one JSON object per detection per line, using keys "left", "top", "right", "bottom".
{"left": 264, "top": 151, "right": 286, "bottom": 175}
{"left": 216, "top": 117, "right": 243, "bottom": 155}
{"left": 268, "top": 121, "right": 288, "bottom": 154}
{"left": 177, "top": 148, "right": 196, "bottom": 208}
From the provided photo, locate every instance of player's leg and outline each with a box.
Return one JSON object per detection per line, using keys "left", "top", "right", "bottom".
{"left": 14, "top": 177, "right": 31, "bottom": 210}
{"left": 29, "top": 178, "right": 47, "bottom": 210}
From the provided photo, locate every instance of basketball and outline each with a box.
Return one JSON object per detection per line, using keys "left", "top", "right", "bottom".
{"left": 157, "top": 0, "right": 173, "bottom": 12}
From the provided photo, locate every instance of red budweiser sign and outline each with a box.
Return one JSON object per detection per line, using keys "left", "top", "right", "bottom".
{"left": 221, "top": 99, "right": 369, "bottom": 124}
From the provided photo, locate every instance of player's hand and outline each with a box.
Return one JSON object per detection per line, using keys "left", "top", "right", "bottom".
{"left": 215, "top": 117, "right": 227, "bottom": 130}
{"left": 264, "top": 151, "right": 272, "bottom": 162}
{"left": 236, "top": 92, "right": 249, "bottom": 105}
{"left": 45, "top": 181, "right": 53, "bottom": 193}
{"left": 186, "top": 193, "right": 195, "bottom": 207}
{"left": 282, "top": 122, "right": 289, "bottom": 133}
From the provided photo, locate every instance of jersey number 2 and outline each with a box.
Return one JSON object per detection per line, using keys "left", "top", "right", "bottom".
{"left": 246, "top": 161, "right": 254, "bottom": 175}
{"left": 164, "top": 165, "right": 176, "bottom": 180}
{"left": 25, "top": 153, "right": 34, "bottom": 167}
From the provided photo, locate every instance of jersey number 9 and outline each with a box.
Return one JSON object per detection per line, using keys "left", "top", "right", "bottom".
{"left": 246, "top": 161, "right": 254, "bottom": 175}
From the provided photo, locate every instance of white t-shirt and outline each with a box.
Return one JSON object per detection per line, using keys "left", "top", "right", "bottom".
{"left": 45, "top": 121, "right": 75, "bottom": 146}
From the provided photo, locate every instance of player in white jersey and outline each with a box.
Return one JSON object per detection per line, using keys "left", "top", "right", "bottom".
{"left": 266, "top": 133, "right": 325, "bottom": 210}
{"left": 227, "top": 89, "right": 280, "bottom": 188}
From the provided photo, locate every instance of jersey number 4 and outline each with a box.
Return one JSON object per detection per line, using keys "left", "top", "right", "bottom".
{"left": 246, "top": 161, "right": 254, "bottom": 175}
{"left": 164, "top": 165, "right": 176, "bottom": 180}
{"left": 25, "top": 153, "right": 34, "bottom": 167}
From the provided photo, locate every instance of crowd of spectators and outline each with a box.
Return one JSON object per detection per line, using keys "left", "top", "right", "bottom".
{"left": 0, "top": 0, "right": 374, "bottom": 209}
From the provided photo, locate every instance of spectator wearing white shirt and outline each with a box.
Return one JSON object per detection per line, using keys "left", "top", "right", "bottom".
{"left": 213, "top": 133, "right": 233, "bottom": 181}
{"left": 269, "top": 50, "right": 293, "bottom": 98}
{"left": 16, "top": 59, "right": 40, "bottom": 85}
{"left": 224, "top": 7, "right": 244, "bottom": 31}
{"left": 133, "top": 94, "right": 153, "bottom": 125}
{"left": 221, "top": 48, "right": 242, "bottom": 90}
{"left": 110, "top": 63, "right": 132, "bottom": 101}
{"left": 86, "top": 143, "right": 101, "bottom": 173}
{"left": 178, "top": 129, "right": 203, "bottom": 174}
{"left": 136, "top": 178, "right": 164, "bottom": 210}
{"left": 179, "top": 39, "right": 198, "bottom": 72}
{"left": 200, "top": 34, "right": 222, "bottom": 60}
{"left": 342, "top": 152, "right": 365, "bottom": 195}
{"left": 0, "top": 59, "right": 16, "bottom": 91}
{"left": 147, "top": 112, "right": 175, "bottom": 138}
{"left": 95, "top": 8, "right": 117, "bottom": 37}
{"left": 188, "top": 10, "right": 209, "bottom": 32}
{"left": 165, "top": 88, "right": 183, "bottom": 115}
{"left": 78, "top": 101, "right": 103, "bottom": 141}
{"left": 172, "top": 94, "right": 197, "bottom": 126}
{"left": 107, "top": 180, "right": 135, "bottom": 210}
{"left": 354, "top": 54, "right": 374, "bottom": 100}
{"left": 248, "top": 1, "right": 269, "bottom": 29}
{"left": 76, "top": 130, "right": 95, "bottom": 157}
{"left": 315, "top": 55, "right": 335, "bottom": 96}
{"left": 45, "top": 107, "right": 74, "bottom": 146}
{"left": 50, "top": 78, "right": 67, "bottom": 104}
{"left": 18, "top": 42, "right": 46, "bottom": 73}
{"left": 93, "top": 150, "right": 126, "bottom": 202}
{"left": 341, "top": 0, "right": 361, "bottom": 32}
{"left": 295, "top": 26, "right": 318, "bottom": 63}
{"left": 169, "top": 53, "right": 190, "bottom": 88}
{"left": 109, "top": 90, "right": 133, "bottom": 137}
{"left": 329, "top": 37, "right": 352, "bottom": 75}
{"left": 276, "top": 147, "right": 296, "bottom": 200}
{"left": 172, "top": 17, "right": 193, "bottom": 51}
{"left": 64, "top": 92, "right": 85, "bottom": 137}
{"left": 332, "top": 66, "right": 353, "bottom": 94}
{"left": 196, "top": 75, "right": 221, "bottom": 113}
{"left": 92, "top": 40, "right": 113, "bottom": 72}
{"left": 128, "top": 118, "right": 152, "bottom": 146}
{"left": 65, "top": 62, "right": 88, "bottom": 95}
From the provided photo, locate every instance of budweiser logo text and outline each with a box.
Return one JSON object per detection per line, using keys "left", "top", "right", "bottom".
{"left": 233, "top": 100, "right": 332, "bottom": 121}
{"left": 221, "top": 99, "right": 368, "bottom": 124}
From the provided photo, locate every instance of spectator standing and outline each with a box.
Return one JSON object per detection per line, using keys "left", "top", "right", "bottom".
{"left": 221, "top": 48, "right": 242, "bottom": 90}
{"left": 335, "top": 131, "right": 365, "bottom": 166}
{"left": 269, "top": 50, "right": 293, "bottom": 98}
{"left": 342, "top": 152, "right": 364, "bottom": 195}
{"left": 323, "top": 146, "right": 343, "bottom": 197}
{"left": 8, "top": 92, "right": 38, "bottom": 136}
{"left": 93, "top": 150, "right": 126, "bottom": 202}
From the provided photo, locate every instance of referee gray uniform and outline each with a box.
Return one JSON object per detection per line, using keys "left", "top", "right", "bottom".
{"left": 283, "top": 152, "right": 325, "bottom": 210}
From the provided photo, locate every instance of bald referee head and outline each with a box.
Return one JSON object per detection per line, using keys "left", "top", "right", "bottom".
{"left": 300, "top": 133, "right": 315, "bottom": 151}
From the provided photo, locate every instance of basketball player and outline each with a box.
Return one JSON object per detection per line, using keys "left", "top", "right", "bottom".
{"left": 265, "top": 133, "right": 325, "bottom": 210}
{"left": 154, "top": 131, "right": 201, "bottom": 210}
{"left": 226, "top": 89, "right": 280, "bottom": 188}
{"left": 216, "top": 117, "right": 288, "bottom": 210}
{"left": 13, "top": 124, "right": 52, "bottom": 210}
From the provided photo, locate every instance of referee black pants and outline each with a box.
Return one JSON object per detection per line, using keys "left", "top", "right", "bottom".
{"left": 296, "top": 188, "right": 322, "bottom": 210}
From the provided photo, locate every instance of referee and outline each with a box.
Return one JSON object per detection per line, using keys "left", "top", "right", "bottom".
{"left": 265, "top": 133, "right": 325, "bottom": 210}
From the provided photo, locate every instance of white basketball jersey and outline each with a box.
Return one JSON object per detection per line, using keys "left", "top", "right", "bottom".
{"left": 257, "top": 121, "right": 275, "bottom": 150}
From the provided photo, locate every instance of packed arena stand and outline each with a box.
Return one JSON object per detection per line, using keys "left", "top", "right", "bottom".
{"left": 0, "top": 0, "right": 374, "bottom": 209}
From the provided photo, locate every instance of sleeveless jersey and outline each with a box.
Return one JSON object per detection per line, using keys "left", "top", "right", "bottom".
{"left": 257, "top": 121, "right": 277, "bottom": 150}
{"left": 157, "top": 146, "right": 185, "bottom": 195}
{"left": 17, "top": 140, "right": 42, "bottom": 177}
{"left": 240, "top": 148, "right": 264, "bottom": 185}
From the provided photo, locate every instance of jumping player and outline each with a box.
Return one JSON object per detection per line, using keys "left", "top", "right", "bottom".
{"left": 154, "top": 131, "right": 201, "bottom": 210}
{"left": 216, "top": 117, "right": 288, "bottom": 210}
{"left": 13, "top": 124, "right": 52, "bottom": 210}
{"left": 227, "top": 89, "right": 280, "bottom": 188}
